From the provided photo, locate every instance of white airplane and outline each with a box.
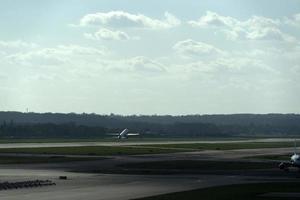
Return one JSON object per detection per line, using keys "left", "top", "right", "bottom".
{"left": 279, "top": 140, "right": 300, "bottom": 171}
{"left": 108, "top": 128, "right": 140, "bottom": 139}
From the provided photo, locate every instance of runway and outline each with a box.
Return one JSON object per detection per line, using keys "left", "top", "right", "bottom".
{"left": 0, "top": 139, "right": 298, "bottom": 200}
{"left": 0, "top": 168, "right": 250, "bottom": 200}
{"left": 0, "top": 138, "right": 294, "bottom": 149}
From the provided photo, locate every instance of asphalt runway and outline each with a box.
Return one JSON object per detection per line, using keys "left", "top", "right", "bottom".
{"left": 0, "top": 138, "right": 295, "bottom": 149}
{"left": 0, "top": 139, "right": 298, "bottom": 200}
{"left": 0, "top": 147, "right": 294, "bottom": 175}
{"left": 0, "top": 168, "right": 249, "bottom": 200}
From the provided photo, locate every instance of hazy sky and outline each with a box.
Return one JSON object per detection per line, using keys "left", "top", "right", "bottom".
{"left": 0, "top": 0, "right": 299, "bottom": 115}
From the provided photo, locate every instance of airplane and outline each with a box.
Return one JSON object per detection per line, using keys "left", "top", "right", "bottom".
{"left": 108, "top": 128, "right": 140, "bottom": 139}
{"left": 279, "top": 140, "right": 300, "bottom": 171}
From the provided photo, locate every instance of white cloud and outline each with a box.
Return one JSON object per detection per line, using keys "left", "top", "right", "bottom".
{"left": 172, "top": 53, "right": 278, "bottom": 84}
{"left": 106, "top": 56, "right": 166, "bottom": 75}
{"left": 243, "top": 15, "right": 280, "bottom": 29}
{"left": 295, "top": 13, "right": 300, "bottom": 22}
{"left": 245, "top": 27, "right": 291, "bottom": 41}
{"left": 0, "top": 40, "right": 38, "bottom": 49}
{"left": 56, "top": 45, "right": 107, "bottom": 56}
{"left": 188, "top": 11, "right": 238, "bottom": 28}
{"left": 189, "top": 11, "right": 295, "bottom": 42}
{"left": 242, "top": 16, "right": 294, "bottom": 41}
{"left": 284, "top": 13, "right": 300, "bottom": 27}
{"left": 84, "top": 28, "right": 131, "bottom": 41}
{"left": 79, "top": 11, "right": 181, "bottom": 29}
{"left": 173, "top": 39, "right": 224, "bottom": 58}
{"left": 127, "top": 56, "right": 166, "bottom": 74}
{"left": 0, "top": 73, "right": 7, "bottom": 80}
{"left": 0, "top": 40, "right": 39, "bottom": 55}
{"left": 7, "top": 45, "right": 107, "bottom": 67}
{"left": 2, "top": 41, "right": 165, "bottom": 78}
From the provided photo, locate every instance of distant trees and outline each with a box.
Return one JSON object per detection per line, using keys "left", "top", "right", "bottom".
{"left": 0, "top": 112, "right": 300, "bottom": 138}
{"left": 0, "top": 121, "right": 107, "bottom": 138}
{"left": 164, "top": 122, "right": 221, "bottom": 137}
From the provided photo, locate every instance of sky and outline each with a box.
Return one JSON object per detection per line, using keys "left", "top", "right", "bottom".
{"left": 0, "top": 0, "right": 299, "bottom": 115}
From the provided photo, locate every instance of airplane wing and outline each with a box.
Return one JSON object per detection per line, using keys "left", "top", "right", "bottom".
{"left": 106, "top": 133, "right": 121, "bottom": 136}
{"left": 127, "top": 133, "right": 140, "bottom": 136}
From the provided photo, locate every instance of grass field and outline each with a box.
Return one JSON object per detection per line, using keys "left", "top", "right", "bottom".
{"left": 0, "top": 155, "right": 102, "bottom": 164}
{"left": 134, "top": 182, "right": 300, "bottom": 200}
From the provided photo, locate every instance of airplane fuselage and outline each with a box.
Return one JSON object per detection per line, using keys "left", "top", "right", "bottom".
{"left": 279, "top": 153, "right": 300, "bottom": 170}
{"left": 118, "top": 128, "right": 129, "bottom": 139}
{"left": 291, "top": 154, "right": 300, "bottom": 167}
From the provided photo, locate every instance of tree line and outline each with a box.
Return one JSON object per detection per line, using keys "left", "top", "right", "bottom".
{"left": 0, "top": 119, "right": 299, "bottom": 139}
{"left": 0, "top": 111, "right": 299, "bottom": 138}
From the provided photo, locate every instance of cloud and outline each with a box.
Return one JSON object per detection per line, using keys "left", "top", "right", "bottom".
{"left": 7, "top": 45, "right": 107, "bottom": 67}
{"left": 106, "top": 56, "right": 166, "bottom": 75}
{"left": 2, "top": 41, "right": 165, "bottom": 78}
{"left": 189, "top": 11, "right": 294, "bottom": 42}
{"left": 0, "top": 73, "right": 7, "bottom": 80}
{"left": 188, "top": 11, "right": 238, "bottom": 28}
{"left": 242, "top": 16, "right": 293, "bottom": 41}
{"left": 245, "top": 27, "right": 290, "bottom": 41}
{"left": 294, "top": 13, "right": 300, "bottom": 22}
{"left": 0, "top": 43, "right": 113, "bottom": 83}
{"left": 284, "top": 13, "right": 300, "bottom": 27}
{"left": 0, "top": 40, "right": 39, "bottom": 55}
{"left": 173, "top": 39, "right": 224, "bottom": 58}
{"left": 79, "top": 11, "right": 180, "bottom": 29}
{"left": 243, "top": 15, "right": 280, "bottom": 28}
{"left": 84, "top": 28, "right": 131, "bottom": 41}
{"left": 0, "top": 40, "right": 38, "bottom": 49}
{"left": 172, "top": 53, "right": 278, "bottom": 84}
{"left": 127, "top": 56, "right": 166, "bottom": 74}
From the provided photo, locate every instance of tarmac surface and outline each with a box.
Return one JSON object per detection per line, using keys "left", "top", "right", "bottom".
{"left": 0, "top": 139, "right": 298, "bottom": 200}
{"left": 0, "top": 169, "right": 252, "bottom": 200}
{"left": 0, "top": 138, "right": 294, "bottom": 149}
